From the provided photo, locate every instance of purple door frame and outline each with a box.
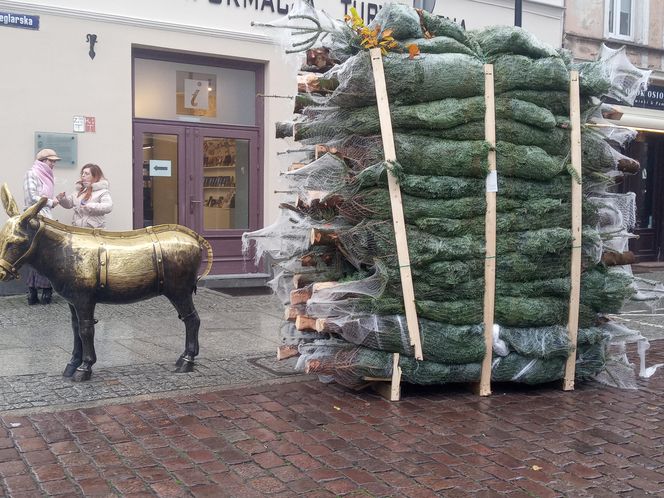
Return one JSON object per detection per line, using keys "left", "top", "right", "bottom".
{"left": 133, "top": 121, "right": 263, "bottom": 274}
{"left": 131, "top": 48, "right": 265, "bottom": 274}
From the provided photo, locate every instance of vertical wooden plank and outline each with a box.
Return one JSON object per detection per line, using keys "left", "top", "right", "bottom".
{"left": 372, "top": 353, "right": 402, "bottom": 401}
{"left": 479, "top": 64, "right": 497, "bottom": 397}
{"left": 369, "top": 48, "right": 423, "bottom": 361}
{"left": 564, "top": 70, "right": 583, "bottom": 390}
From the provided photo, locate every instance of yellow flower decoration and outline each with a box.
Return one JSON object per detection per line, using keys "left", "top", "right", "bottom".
{"left": 345, "top": 7, "right": 398, "bottom": 55}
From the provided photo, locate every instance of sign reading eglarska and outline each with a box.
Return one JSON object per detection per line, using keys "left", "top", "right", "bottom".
{"left": 0, "top": 12, "right": 39, "bottom": 30}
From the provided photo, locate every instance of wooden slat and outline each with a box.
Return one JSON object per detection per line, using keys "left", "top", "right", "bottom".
{"left": 563, "top": 70, "right": 583, "bottom": 391}
{"left": 479, "top": 64, "right": 497, "bottom": 397}
{"left": 371, "top": 353, "right": 402, "bottom": 401}
{"left": 369, "top": 47, "right": 423, "bottom": 362}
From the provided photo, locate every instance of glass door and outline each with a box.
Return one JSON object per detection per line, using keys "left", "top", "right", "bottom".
{"left": 193, "top": 127, "right": 261, "bottom": 274}
{"left": 133, "top": 122, "right": 261, "bottom": 275}
{"left": 134, "top": 124, "right": 186, "bottom": 228}
{"left": 201, "top": 137, "right": 248, "bottom": 230}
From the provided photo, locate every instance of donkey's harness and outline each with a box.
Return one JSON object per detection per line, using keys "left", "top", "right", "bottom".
{"left": 92, "top": 226, "right": 166, "bottom": 294}
{"left": 0, "top": 221, "right": 46, "bottom": 279}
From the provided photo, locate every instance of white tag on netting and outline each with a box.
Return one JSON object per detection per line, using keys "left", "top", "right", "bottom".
{"left": 486, "top": 170, "right": 498, "bottom": 193}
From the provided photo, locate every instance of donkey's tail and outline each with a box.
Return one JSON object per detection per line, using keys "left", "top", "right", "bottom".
{"left": 197, "top": 235, "right": 214, "bottom": 281}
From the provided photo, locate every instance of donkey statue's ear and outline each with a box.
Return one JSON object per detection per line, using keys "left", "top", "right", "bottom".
{"left": 1, "top": 183, "right": 20, "bottom": 217}
{"left": 18, "top": 197, "right": 48, "bottom": 227}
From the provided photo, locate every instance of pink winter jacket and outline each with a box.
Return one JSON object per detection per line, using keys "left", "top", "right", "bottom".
{"left": 59, "top": 179, "right": 113, "bottom": 228}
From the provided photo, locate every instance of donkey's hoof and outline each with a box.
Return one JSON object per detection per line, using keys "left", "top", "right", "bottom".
{"left": 175, "top": 354, "right": 186, "bottom": 368}
{"left": 71, "top": 369, "right": 92, "bottom": 382}
{"left": 62, "top": 363, "right": 80, "bottom": 378}
{"left": 175, "top": 361, "right": 195, "bottom": 373}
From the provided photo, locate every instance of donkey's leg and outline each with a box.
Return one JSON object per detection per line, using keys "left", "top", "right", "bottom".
{"left": 71, "top": 302, "right": 98, "bottom": 382}
{"left": 62, "top": 304, "right": 83, "bottom": 377}
{"left": 168, "top": 292, "right": 200, "bottom": 373}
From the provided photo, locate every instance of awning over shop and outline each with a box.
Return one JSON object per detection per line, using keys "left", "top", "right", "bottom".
{"left": 605, "top": 105, "right": 664, "bottom": 134}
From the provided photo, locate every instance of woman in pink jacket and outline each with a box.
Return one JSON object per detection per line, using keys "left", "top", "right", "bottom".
{"left": 57, "top": 163, "right": 113, "bottom": 229}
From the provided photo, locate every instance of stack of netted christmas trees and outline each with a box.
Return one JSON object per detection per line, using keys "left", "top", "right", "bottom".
{"left": 246, "top": 2, "right": 650, "bottom": 391}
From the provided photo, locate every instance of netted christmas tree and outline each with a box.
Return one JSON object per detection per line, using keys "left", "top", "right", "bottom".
{"left": 246, "top": 2, "right": 652, "bottom": 392}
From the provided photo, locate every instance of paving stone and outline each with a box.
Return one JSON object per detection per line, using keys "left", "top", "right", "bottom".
{"left": 0, "top": 287, "right": 662, "bottom": 496}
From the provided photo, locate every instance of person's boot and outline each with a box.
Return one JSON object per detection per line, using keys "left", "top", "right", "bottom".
{"left": 40, "top": 288, "right": 52, "bottom": 305}
{"left": 27, "top": 287, "right": 39, "bottom": 305}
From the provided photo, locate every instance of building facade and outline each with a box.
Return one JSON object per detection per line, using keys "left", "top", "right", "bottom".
{"left": 564, "top": 0, "right": 664, "bottom": 261}
{"left": 0, "top": 0, "right": 565, "bottom": 279}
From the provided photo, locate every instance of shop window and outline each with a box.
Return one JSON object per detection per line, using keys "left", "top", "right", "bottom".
{"left": 134, "top": 57, "right": 256, "bottom": 126}
{"left": 606, "top": 0, "right": 634, "bottom": 40}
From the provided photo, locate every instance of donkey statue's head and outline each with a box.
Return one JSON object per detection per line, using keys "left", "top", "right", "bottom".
{"left": 0, "top": 183, "right": 47, "bottom": 281}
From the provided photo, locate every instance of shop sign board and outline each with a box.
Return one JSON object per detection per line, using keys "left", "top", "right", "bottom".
{"left": 633, "top": 85, "right": 664, "bottom": 111}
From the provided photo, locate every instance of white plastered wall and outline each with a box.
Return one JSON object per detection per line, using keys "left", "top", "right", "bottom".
{"left": 0, "top": 3, "right": 296, "bottom": 231}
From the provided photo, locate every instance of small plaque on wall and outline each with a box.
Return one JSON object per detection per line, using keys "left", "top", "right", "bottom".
{"left": 35, "top": 132, "right": 77, "bottom": 166}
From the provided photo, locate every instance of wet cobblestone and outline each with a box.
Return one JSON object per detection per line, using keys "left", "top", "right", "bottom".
{"left": 0, "top": 356, "right": 301, "bottom": 413}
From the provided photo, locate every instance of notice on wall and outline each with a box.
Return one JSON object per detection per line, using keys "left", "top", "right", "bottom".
{"left": 35, "top": 132, "right": 77, "bottom": 166}
{"left": 73, "top": 116, "right": 85, "bottom": 133}
{"left": 149, "top": 160, "right": 172, "bottom": 177}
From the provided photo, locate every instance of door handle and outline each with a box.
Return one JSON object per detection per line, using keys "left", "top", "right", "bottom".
{"left": 190, "top": 198, "right": 202, "bottom": 214}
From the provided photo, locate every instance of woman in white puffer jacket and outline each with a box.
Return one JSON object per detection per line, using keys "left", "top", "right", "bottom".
{"left": 57, "top": 163, "right": 113, "bottom": 228}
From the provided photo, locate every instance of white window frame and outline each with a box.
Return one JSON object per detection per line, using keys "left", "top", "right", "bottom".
{"left": 605, "top": 0, "right": 635, "bottom": 41}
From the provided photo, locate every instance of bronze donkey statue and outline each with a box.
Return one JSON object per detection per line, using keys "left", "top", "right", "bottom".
{"left": 0, "top": 184, "right": 212, "bottom": 382}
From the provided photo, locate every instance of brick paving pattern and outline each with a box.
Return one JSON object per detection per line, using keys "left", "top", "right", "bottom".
{"left": 0, "top": 346, "right": 662, "bottom": 496}
{"left": 0, "top": 355, "right": 301, "bottom": 412}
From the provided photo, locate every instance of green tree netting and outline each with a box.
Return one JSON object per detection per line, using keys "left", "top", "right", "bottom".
{"left": 317, "top": 135, "right": 566, "bottom": 182}
{"left": 410, "top": 254, "right": 571, "bottom": 286}
{"left": 340, "top": 293, "right": 595, "bottom": 328}
{"left": 324, "top": 316, "right": 611, "bottom": 362}
{"left": 336, "top": 221, "right": 579, "bottom": 266}
{"left": 341, "top": 135, "right": 491, "bottom": 177}
{"left": 384, "top": 267, "right": 633, "bottom": 310}
{"left": 248, "top": 4, "right": 648, "bottom": 390}
{"left": 413, "top": 202, "right": 599, "bottom": 237}
{"left": 396, "top": 36, "right": 477, "bottom": 56}
{"left": 468, "top": 25, "right": 559, "bottom": 60}
{"left": 368, "top": 4, "right": 475, "bottom": 49}
{"left": 410, "top": 120, "right": 568, "bottom": 155}
{"left": 326, "top": 52, "right": 485, "bottom": 107}
{"left": 282, "top": 96, "right": 556, "bottom": 140}
{"left": 337, "top": 188, "right": 599, "bottom": 228}
{"left": 301, "top": 342, "right": 606, "bottom": 388}
{"left": 325, "top": 51, "right": 609, "bottom": 108}
{"left": 342, "top": 163, "right": 573, "bottom": 200}
{"left": 323, "top": 315, "right": 486, "bottom": 364}
{"left": 498, "top": 89, "right": 575, "bottom": 115}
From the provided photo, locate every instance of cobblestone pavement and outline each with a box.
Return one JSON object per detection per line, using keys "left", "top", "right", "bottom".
{"left": 0, "top": 344, "right": 661, "bottom": 497}
{"left": 0, "top": 288, "right": 301, "bottom": 412}
{"left": 0, "top": 273, "right": 662, "bottom": 496}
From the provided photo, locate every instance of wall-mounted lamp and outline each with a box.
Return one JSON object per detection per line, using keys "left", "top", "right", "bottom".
{"left": 86, "top": 34, "right": 98, "bottom": 60}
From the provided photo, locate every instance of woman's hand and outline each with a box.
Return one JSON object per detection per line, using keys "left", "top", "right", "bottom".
{"left": 56, "top": 192, "right": 66, "bottom": 201}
